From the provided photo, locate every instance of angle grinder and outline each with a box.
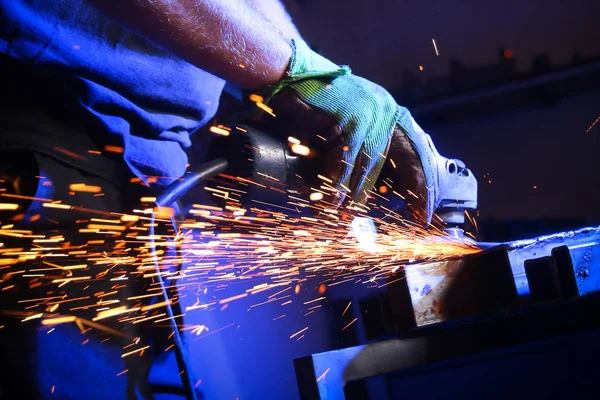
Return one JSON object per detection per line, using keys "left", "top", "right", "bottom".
{"left": 157, "top": 125, "right": 478, "bottom": 237}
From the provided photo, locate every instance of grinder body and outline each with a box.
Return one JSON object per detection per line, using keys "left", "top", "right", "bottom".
{"left": 168, "top": 125, "right": 478, "bottom": 233}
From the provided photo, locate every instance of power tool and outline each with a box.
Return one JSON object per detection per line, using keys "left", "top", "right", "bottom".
{"left": 158, "top": 125, "right": 478, "bottom": 236}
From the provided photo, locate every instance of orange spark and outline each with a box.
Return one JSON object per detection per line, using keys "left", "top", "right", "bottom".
{"left": 316, "top": 368, "right": 331, "bottom": 382}
{"left": 586, "top": 116, "right": 600, "bottom": 133}
{"left": 290, "top": 326, "right": 308, "bottom": 339}
{"left": 309, "top": 192, "right": 323, "bottom": 201}
{"left": 69, "top": 184, "right": 102, "bottom": 193}
{"left": 121, "top": 345, "right": 150, "bottom": 358}
{"left": 341, "top": 317, "right": 358, "bottom": 331}
{"left": 256, "top": 102, "right": 275, "bottom": 117}
{"left": 341, "top": 301, "right": 351, "bottom": 316}
{"left": 432, "top": 38, "right": 439, "bottom": 56}
{"left": 53, "top": 146, "right": 87, "bottom": 160}
{"left": 41, "top": 316, "right": 77, "bottom": 325}
{"left": 210, "top": 126, "right": 230, "bottom": 136}
{"left": 218, "top": 293, "right": 248, "bottom": 304}
{"left": 104, "top": 145, "right": 124, "bottom": 154}
{"left": 291, "top": 144, "right": 310, "bottom": 156}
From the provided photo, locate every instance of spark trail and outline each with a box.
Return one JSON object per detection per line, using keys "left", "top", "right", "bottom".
{"left": 0, "top": 174, "right": 479, "bottom": 334}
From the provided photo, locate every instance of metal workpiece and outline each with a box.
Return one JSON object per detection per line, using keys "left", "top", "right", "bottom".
{"left": 404, "top": 226, "right": 600, "bottom": 329}
{"left": 295, "top": 226, "right": 600, "bottom": 399}
{"left": 506, "top": 226, "right": 600, "bottom": 296}
{"left": 403, "top": 245, "right": 517, "bottom": 328}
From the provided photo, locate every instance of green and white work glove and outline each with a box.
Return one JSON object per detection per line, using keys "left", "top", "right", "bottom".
{"left": 249, "top": 39, "right": 441, "bottom": 225}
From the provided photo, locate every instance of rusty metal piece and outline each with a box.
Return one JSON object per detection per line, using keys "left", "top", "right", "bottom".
{"left": 404, "top": 245, "right": 517, "bottom": 328}
{"left": 405, "top": 226, "right": 600, "bottom": 328}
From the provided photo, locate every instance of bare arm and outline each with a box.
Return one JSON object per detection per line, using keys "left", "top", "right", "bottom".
{"left": 248, "top": 0, "right": 302, "bottom": 40}
{"left": 89, "top": 0, "right": 293, "bottom": 89}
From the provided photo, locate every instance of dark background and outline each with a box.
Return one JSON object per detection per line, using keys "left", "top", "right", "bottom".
{"left": 284, "top": 0, "right": 600, "bottom": 231}
{"left": 184, "top": 1, "right": 600, "bottom": 399}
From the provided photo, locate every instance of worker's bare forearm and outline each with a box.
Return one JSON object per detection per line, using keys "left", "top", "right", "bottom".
{"left": 88, "top": 0, "right": 293, "bottom": 89}
{"left": 248, "top": 0, "right": 302, "bottom": 39}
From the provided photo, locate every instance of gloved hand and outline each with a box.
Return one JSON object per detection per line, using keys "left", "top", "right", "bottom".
{"left": 246, "top": 39, "right": 440, "bottom": 225}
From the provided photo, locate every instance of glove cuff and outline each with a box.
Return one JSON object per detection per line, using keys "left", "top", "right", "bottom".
{"left": 262, "top": 40, "right": 351, "bottom": 100}
{"left": 287, "top": 39, "right": 349, "bottom": 78}
{"left": 242, "top": 40, "right": 349, "bottom": 105}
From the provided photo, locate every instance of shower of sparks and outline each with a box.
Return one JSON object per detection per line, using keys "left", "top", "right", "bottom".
{"left": 0, "top": 168, "right": 480, "bottom": 346}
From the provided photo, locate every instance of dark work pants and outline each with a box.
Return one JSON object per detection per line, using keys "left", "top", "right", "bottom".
{"left": 0, "top": 151, "right": 199, "bottom": 400}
